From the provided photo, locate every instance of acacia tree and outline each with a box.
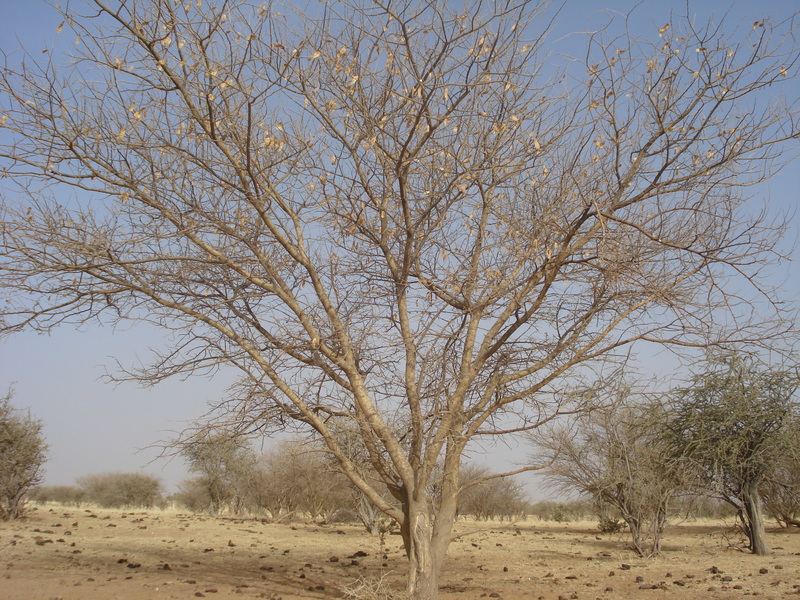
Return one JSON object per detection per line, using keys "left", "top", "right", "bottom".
{"left": 0, "top": 391, "right": 48, "bottom": 520}
{"left": 761, "top": 416, "right": 800, "bottom": 528}
{"left": 534, "top": 391, "right": 686, "bottom": 557}
{"left": 0, "top": 1, "right": 798, "bottom": 596}
{"left": 761, "top": 455, "right": 800, "bottom": 528}
{"left": 180, "top": 429, "right": 257, "bottom": 515}
{"left": 666, "top": 354, "right": 799, "bottom": 555}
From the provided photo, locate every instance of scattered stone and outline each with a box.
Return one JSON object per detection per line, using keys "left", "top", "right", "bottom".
{"left": 759, "top": 568, "right": 769, "bottom": 574}
{"left": 126, "top": 562, "right": 141, "bottom": 569}
{"left": 228, "top": 540, "right": 236, "bottom": 547}
{"left": 635, "top": 576, "right": 644, "bottom": 583}
{"left": 620, "top": 564, "right": 631, "bottom": 570}
{"left": 329, "top": 556, "right": 339, "bottom": 562}
{"left": 203, "top": 548, "right": 215, "bottom": 553}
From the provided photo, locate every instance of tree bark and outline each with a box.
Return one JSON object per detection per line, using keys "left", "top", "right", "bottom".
{"left": 742, "top": 481, "right": 771, "bottom": 555}
{"left": 398, "top": 495, "right": 455, "bottom": 600}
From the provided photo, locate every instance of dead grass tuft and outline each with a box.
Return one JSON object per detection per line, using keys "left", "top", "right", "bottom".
{"left": 341, "top": 573, "right": 409, "bottom": 600}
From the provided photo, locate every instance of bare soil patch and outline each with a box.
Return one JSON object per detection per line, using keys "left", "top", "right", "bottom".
{"left": 2, "top": 505, "right": 799, "bottom": 599}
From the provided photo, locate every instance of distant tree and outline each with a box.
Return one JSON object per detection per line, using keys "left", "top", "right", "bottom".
{"left": 172, "top": 478, "right": 215, "bottom": 513}
{"left": 246, "top": 440, "right": 355, "bottom": 520}
{"left": 457, "top": 464, "right": 529, "bottom": 521}
{"left": 665, "top": 354, "right": 799, "bottom": 555}
{"left": 77, "top": 472, "right": 163, "bottom": 508}
{"left": 534, "top": 390, "right": 687, "bottom": 557}
{"left": 28, "top": 485, "right": 86, "bottom": 507}
{"left": 0, "top": 390, "right": 48, "bottom": 520}
{"left": 179, "top": 428, "right": 257, "bottom": 515}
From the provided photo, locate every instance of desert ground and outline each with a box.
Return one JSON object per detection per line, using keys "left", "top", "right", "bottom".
{"left": 2, "top": 505, "right": 799, "bottom": 600}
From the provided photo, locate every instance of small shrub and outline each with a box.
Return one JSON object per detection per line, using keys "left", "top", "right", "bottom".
{"left": 598, "top": 515, "right": 625, "bottom": 533}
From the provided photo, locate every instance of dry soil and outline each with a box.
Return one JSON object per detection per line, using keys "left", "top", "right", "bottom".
{"left": 2, "top": 505, "right": 799, "bottom": 599}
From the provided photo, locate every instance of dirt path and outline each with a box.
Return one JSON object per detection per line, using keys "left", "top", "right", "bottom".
{"left": 2, "top": 505, "right": 799, "bottom": 599}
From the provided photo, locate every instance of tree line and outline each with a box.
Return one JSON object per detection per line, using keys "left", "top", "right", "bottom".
{"left": 7, "top": 351, "right": 799, "bottom": 562}
{"left": 534, "top": 353, "right": 800, "bottom": 557}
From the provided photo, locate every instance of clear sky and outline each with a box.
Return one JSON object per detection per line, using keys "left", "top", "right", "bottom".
{"left": 0, "top": 0, "right": 798, "bottom": 498}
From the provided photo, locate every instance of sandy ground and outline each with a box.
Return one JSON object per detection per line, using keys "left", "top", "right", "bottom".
{"left": 2, "top": 505, "right": 800, "bottom": 599}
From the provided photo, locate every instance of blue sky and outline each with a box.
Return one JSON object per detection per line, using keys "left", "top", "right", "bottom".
{"left": 0, "top": 0, "right": 798, "bottom": 497}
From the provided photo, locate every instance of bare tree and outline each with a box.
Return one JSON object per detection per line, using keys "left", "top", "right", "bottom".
{"left": 179, "top": 428, "right": 257, "bottom": 515}
{"left": 533, "top": 389, "right": 686, "bottom": 557}
{"left": 1, "top": 1, "right": 798, "bottom": 596}
{"left": 666, "top": 353, "right": 799, "bottom": 555}
{"left": 457, "top": 464, "right": 529, "bottom": 521}
{"left": 76, "top": 472, "right": 163, "bottom": 509}
{"left": 0, "top": 390, "right": 48, "bottom": 520}
{"left": 253, "top": 439, "right": 354, "bottom": 520}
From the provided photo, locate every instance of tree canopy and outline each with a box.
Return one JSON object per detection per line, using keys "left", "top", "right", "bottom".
{"left": 666, "top": 353, "right": 799, "bottom": 555}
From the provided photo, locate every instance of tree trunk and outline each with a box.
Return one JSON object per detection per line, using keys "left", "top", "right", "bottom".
{"left": 742, "top": 482, "right": 770, "bottom": 555}
{"left": 625, "top": 517, "right": 646, "bottom": 558}
{"left": 399, "top": 498, "right": 454, "bottom": 600}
